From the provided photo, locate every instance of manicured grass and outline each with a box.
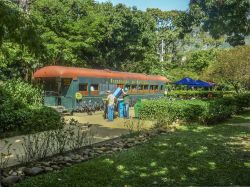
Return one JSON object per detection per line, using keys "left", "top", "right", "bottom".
{"left": 15, "top": 124, "right": 250, "bottom": 186}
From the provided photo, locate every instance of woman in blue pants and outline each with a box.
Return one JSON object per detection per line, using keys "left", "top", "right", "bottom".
{"left": 107, "top": 91, "right": 115, "bottom": 121}
{"left": 123, "top": 88, "right": 130, "bottom": 118}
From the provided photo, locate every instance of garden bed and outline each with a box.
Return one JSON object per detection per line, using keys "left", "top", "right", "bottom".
{"left": 0, "top": 129, "right": 158, "bottom": 186}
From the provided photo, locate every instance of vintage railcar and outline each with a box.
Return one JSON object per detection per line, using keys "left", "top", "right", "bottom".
{"left": 33, "top": 66, "right": 170, "bottom": 112}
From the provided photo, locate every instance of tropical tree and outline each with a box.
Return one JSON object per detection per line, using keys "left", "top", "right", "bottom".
{"left": 147, "top": 8, "right": 192, "bottom": 63}
{"left": 189, "top": 0, "right": 250, "bottom": 46}
{"left": 97, "top": 3, "right": 157, "bottom": 71}
{"left": 0, "top": 0, "right": 43, "bottom": 80}
{"left": 0, "top": 0, "right": 42, "bottom": 50}
{"left": 29, "top": 0, "right": 106, "bottom": 67}
{"left": 204, "top": 46, "right": 250, "bottom": 93}
{"left": 185, "top": 49, "right": 218, "bottom": 72}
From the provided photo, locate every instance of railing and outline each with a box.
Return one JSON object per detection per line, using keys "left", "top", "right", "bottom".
{"left": 43, "top": 92, "right": 164, "bottom": 114}
{"left": 74, "top": 97, "right": 105, "bottom": 114}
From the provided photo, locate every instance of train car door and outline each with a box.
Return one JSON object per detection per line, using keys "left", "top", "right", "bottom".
{"left": 60, "top": 78, "right": 75, "bottom": 111}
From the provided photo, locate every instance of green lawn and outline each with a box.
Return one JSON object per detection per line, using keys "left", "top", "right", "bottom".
{"left": 16, "top": 117, "right": 250, "bottom": 186}
{"left": 226, "top": 110, "right": 250, "bottom": 124}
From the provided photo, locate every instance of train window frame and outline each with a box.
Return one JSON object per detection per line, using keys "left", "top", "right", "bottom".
{"left": 131, "top": 84, "right": 137, "bottom": 90}
{"left": 79, "top": 83, "right": 88, "bottom": 91}
{"left": 125, "top": 85, "right": 131, "bottom": 90}
{"left": 138, "top": 85, "right": 143, "bottom": 90}
{"left": 62, "top": 78, "right": 72, "bottom": 86}
{"left": 150, "top": 85, "right": 158, "bottom": 90}
{"left": 144, "top": 85, "right": 149, "bottom": 90}
{"left": 90, "top": 84, "right": 99, "bottom": 91}
{"left": 160, "top": 85, "right": 164, "bottom": 90}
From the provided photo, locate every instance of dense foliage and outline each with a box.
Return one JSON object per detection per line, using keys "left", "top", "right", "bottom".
{"left": 3, "top": 79, "right": 42, "bottom": 106}
{"left": 166, "top": 90, "right": 226, "bottom": 99}
{"left": 0, "top": 0, "right": 249, "bottom": 135}
{"left": 0, "top": 0, "right": 159, "bottom": 79}
{"left": 1, "top": 0, "right": 248, "bottom": 83}
{"left": 0, "top": 80, "right": 62, "bottom": 136}
{"left": 185, "top": 49, "right": 218, "bottom": 72}
{"left": 140, "top": 93, "right": 250, "bottom": 125}
{"left": 189, "top": 0, "right": 250, "bottom": 46}
{"left": 0, "top": 0, "right": 41, "bottom": 51}
{"left": 0, "top": 106, "right": 62, "bottom": 135}
{"left": 204, "top": 46, "right": 250, "bottom": 93}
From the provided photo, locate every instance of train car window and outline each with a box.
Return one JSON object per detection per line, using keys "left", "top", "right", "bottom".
{"left": 125, "top": 85, "right": 130, "bottom": 90}
{"left": 62, "top": 78, "right": 71, "bottom": 86}
{"left": 144, "top": 85, "right": 149, "bottom": 90}
{"left": 138, "top": 85, "right": 143, "bottom": 90}
{"left": 150, "top": 85, "right": 158, "bottom": 90}
{"left": 43, "top": 78, "right": 57, "bottom": 94}
{"left": 79, "top": 83, "right": 88, "bottom": 91}
{"left": 160, "top": 85, "right": 164, "bottom": 90}
{"left": 61, "top": 78, "right": 72, "bottom": 96}
{"left": 90, "top": 84, "right": 99, "bottom": 91}
{"left": 131, "top": 85, "right": 137, "bottom": 90}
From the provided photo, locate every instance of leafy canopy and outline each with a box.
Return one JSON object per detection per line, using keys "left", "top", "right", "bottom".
{"left": 189, "top": 0, "right": 250, "bottom": 46}
{"left": 204, "top": 46, "right": 250, "bottom": 93}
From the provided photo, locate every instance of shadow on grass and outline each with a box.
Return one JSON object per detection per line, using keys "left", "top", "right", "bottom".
{"left": 15, "top": 123, "right": 250, "bottom": 187}
{"left": 226, "top": 110, "right": 250, "bottom": 124}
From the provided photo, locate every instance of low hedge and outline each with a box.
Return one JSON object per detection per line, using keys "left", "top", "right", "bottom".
{"left": 0, "top": 80, "right": 63, "bottom": 137}
{"left": 234, "top": 93, "right": 250, "bottom": 110}
{"left": 166, "top": 90, "right": 233, "bottom": 99}
{"left": 139, "top": 93, "right": 250, "bottom": 125}
{"left": 0, "top": 106, "right": 63, "bottom": 135}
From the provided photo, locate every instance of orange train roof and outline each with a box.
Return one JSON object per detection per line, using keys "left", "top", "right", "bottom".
{"left": 33, "top": 66, "right": 170, "bottom": 83}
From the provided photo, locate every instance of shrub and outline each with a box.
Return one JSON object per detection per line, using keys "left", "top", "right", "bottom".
{"left": 0, "top": 106, "right": 63, "bottom": 135}
{"left": 234, "top": 93, "right": 250, "bottom": 110}
{"left": 139, "top": 99, "right": 205, "bottom": 125}
{"left": 20, "top": 106, "right": 63, "bottom": 132}
{"left": 3, "top": 79, "right": 42, "bottom": 106}
{"left": 166, "top": 90, "right": 229, "bottom": 99}
{"left": 200, "top": 99, "right": 236, "bottom": 124}
{"left": 0, "top": 80, "right": 62, "bottom": 137}
{"left": 139, "top": 93, "right": 250, "bottom": 126}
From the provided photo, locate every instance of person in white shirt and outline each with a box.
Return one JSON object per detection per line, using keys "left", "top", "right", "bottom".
{"left": 107, "top": 91, "right": 115, "bottom": 121}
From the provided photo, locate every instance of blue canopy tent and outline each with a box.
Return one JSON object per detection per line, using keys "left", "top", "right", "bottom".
{"left": 174, "top": 77, "right": 197, "bottom": 85}
{"left": 191, "top": 80, "right": 214, "bottom": 88}
{"left": 175, "top": 78, "right": 215, "bottom": 88}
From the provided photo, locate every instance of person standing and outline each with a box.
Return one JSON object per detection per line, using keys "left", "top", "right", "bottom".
{"left": 102, "top": 91, "right": 109, "bottom": 119}
{"left": 123, "top": 88, "right": 130, "bottom": 118}
{"left": 107, "top": 91, "right": 115, "bottom": 121}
